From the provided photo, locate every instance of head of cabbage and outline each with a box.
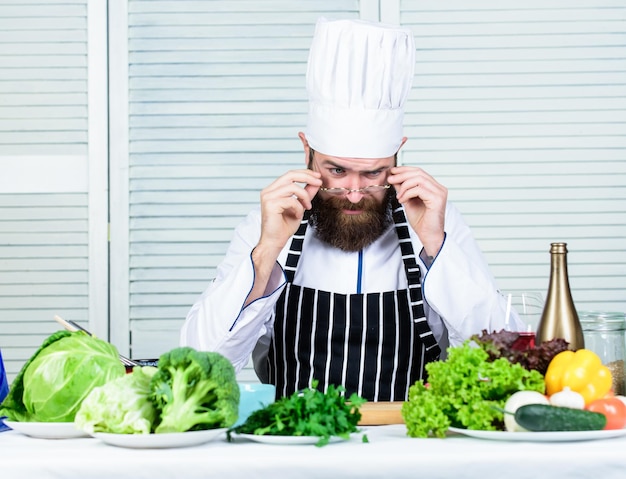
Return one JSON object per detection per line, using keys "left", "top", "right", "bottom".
{"left": 0, "top": 330, "right": 125, "bottom": 422}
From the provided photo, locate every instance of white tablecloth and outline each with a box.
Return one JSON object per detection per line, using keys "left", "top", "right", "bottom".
{"left": 2, "top": 424, "right": 625, "bottom": 479}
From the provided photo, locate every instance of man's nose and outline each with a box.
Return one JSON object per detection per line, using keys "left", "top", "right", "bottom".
{"left": 345, "top": 189, "right": 366, "bottom": 203}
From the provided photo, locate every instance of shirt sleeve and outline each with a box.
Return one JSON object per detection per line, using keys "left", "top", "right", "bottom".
{"left": 421, "top": 204, "right": 525, "bottom": 346}
{"left": 179, "top": 208, "right": 287, "bottom": 373}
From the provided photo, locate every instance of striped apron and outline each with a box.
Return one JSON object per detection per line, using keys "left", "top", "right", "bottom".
{"left": 267, "top": 197, "right": 441, "bottom": 401}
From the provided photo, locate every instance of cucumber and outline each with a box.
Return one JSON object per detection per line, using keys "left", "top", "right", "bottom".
{"left": 514, "top": 404, "right": 606, "bottom": 432}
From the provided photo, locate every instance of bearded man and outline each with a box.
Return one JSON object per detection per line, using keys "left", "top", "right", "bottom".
{"left": 180, "top": 17, "right": 523, "bottom": 401}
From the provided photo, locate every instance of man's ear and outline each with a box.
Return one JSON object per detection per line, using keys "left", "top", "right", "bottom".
{"left": 298, "top": 132, "right": 310, "bottom": 166}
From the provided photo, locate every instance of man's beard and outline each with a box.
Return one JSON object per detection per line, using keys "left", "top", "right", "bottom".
{"left": 309, "top": 191, "right": 393, "bottom": 252}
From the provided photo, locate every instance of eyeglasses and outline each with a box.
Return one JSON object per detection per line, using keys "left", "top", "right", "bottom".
{"left": 318, "top": 185, "right": 391, "bottom": 196}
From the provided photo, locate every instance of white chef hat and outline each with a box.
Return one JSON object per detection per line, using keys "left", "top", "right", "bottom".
{"left": 305, "top": 17, "right": 415, "bottom": 158}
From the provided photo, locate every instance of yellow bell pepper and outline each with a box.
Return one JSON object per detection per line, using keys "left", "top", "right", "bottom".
{"left": 544, "top": 349, "right": 612, "bottom": 404}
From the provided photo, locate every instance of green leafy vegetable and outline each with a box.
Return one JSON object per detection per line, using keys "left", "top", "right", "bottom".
{"left": 0, "top": 330, "right": 125, "bottom": 422}
{"left": 150, "top": 347, "right": 239, "bottom": 433}
{"left": 401, "top": 340, "right": 545, "bottom": 438}
{"left": 229, "top": 381, "right": 367, "bottom": 447}
{"left": 75, "top": 366, "right": 158, "bottom": 434}
{"left": 472, "top": 329, "right": 569, "bottom": 375}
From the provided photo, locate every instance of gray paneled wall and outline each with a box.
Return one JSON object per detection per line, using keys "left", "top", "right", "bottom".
{"left": 123, "top": 0, "right": 362, "bottom": 359}
{"left": 1, "top": 0, "right": 624, "bottom": 383}
{"left": 0, "top": 1, "right": 90, "bottom": 382}
{"left": 400, "top": 0, "right": 626, "bottom": 307}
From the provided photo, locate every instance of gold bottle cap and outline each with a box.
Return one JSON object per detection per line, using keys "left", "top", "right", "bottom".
{"left": 550, "top": 242, "right": 567, "bottom": 253}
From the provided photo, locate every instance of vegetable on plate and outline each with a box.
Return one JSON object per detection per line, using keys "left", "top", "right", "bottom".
{"left": 151, "top": 347, "right": 240, "bottom": 433}
{"left": 0, "top": 330, "right": 125, "bottom": 422}
{"left": 548, "top": 387, "right": 585, "bottom": 409}
{"left": 75, "top": 366, "right": 158, "bottom": 434}
{"left": 472, "top": 329, "right": 569, "bottom": 375}
{"left": 513, "top": 403, "right": 607, "bottom": 432}
{"left": 73, "top": 346, "right": 240, "bottom": 434}
{"left": 401, "top": 339, "right": 545, "bottom": 438}
{"left": 544, "top": 349, "right": 612, "bottom": 405}
{"left": 228, "top": 380, "right": 366, "bottom": 447}
{"left": 585, "top": 397, "right": 626, "bottom": 430}
{"left": 503, "top": 390, "right": 549, "bottom": 432}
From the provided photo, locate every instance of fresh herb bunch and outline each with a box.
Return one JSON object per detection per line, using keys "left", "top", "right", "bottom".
{"left": 401, "top": 340, "right": 545, "bottom": 438}
{"left": 228, "top": 380, "right": 367, "bottom": 447}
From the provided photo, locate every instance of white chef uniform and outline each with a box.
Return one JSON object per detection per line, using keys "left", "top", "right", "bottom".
{"left": 180, "top": 18, "right": 523, "bottom": 400}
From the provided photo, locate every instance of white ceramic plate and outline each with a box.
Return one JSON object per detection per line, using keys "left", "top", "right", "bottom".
{"left": 235, "top": 433, "right": 350, "bottom": 445}
{"left": 92, "top": 428, "right": 227, "bottom": 449}
{"left": 448, "top": 426, "right": 626, "bottom": 442}
{"left": 3, "top": 420, "right": 89, "bottom": 439}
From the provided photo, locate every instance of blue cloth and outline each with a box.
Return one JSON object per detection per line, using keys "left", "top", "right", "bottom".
{"left": 0, "top": 349, "right": 7, "bottom": 404}
{"left": 0, "top": 349, "right": 9, "bottom": 431}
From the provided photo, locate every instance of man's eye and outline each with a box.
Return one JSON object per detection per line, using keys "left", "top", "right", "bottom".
{"left": 330, "top": 167, "right": 345, "bottom": 175}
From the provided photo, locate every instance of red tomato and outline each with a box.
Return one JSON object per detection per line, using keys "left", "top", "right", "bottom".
{"left": 586, "top": 397, "right": 626, "bottom": 430}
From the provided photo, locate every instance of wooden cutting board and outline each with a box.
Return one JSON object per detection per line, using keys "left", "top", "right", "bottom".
{"left": 358, "top": 401, "right": 405, "bottom": 425}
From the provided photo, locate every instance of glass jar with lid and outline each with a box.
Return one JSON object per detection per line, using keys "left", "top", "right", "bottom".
{"left": 579, "top": 311, "right": 626, "bottom": 396}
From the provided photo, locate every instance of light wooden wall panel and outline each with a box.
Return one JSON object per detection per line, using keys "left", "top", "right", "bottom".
{"left": 399, "top": 0, "right": 626, "bottom": 311}
{"left": 121, "top": 0, "right": 363, "bottom": 361}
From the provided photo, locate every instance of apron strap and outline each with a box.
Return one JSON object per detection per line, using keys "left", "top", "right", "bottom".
{"left": 284, "top": 210, "right": 310, "bottom": 283}
{"left": 390, "top": 196, "right": 441, "bottom": 361}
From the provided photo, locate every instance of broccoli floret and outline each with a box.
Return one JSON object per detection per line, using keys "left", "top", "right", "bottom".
{"left": 150, "top": 347, "right": 239, "bottom": 433}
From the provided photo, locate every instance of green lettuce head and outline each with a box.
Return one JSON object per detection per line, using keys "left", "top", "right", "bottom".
{"left": 0, "top": 330, "right": 125, "bottom": 422}
{"left": 75, "top": 366, "right": 158, "bottom": 434}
